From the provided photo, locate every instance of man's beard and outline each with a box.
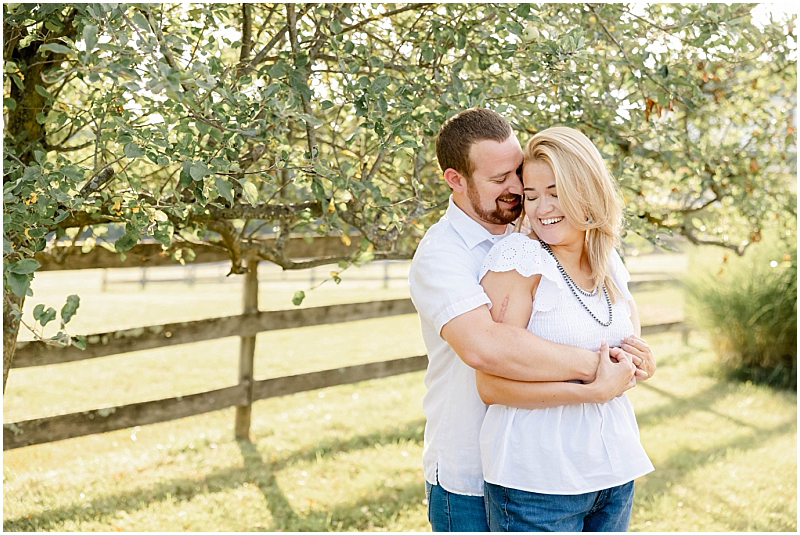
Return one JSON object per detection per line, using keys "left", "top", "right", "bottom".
{"left": 466, "top": 182, "right": 522, "bottom": 226}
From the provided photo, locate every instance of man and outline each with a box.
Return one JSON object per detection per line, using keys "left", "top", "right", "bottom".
{"left": 409, "top": 108, "right": 630, "bottom": 531}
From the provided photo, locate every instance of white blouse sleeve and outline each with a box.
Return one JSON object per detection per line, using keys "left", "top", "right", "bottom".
{"left": 479, "top": 233, "right": 565, "bottom": 313}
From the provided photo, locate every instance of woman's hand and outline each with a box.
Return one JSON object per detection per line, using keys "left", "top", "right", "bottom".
{"left": 589, "top": 341, "right": 637, "bottom": 403}
{"left": 621, "top": 335, "right": 656, "bottom": 380}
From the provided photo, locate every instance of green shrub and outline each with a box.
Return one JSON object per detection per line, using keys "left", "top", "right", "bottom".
{"left": 685, "top": 240, "right": 797, "bottom": 390}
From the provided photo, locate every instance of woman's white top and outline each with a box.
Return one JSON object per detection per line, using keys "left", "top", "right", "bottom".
{"left": 478, "top": 233, "right": 654, "bottom": 495}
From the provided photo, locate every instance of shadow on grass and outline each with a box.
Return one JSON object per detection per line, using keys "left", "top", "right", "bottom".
{"left": 2, "top": 418, "right": 426, "bottom": 532}
{"left": 633, "top": 373, "right": 796, "bottom": 528}
{"left": 633, "top": 416, "right": 795, "bottom": 530}
{"left": 238, "top": 439, "right": 425, "bottom": 531}
{"left": 635, "top": 380, "right": 760, "bottom": 430}
{"left": 662, "top": 477, "right": 797, "bottom": 532}
{"left": 637, "top": 417, "right": 795, "bottom": 496}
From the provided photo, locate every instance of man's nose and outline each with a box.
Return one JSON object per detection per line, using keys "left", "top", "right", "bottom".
{"left": 507, "top": 180, "right": 523, "bottom": 195}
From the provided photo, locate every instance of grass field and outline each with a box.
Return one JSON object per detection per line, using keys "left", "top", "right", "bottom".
{"left": 3, "top": 254, "right": 796, "bottom": 531}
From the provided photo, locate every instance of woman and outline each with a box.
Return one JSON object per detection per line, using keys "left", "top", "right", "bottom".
{"left": 477, "top": 126, "right": 655, "bottom": 532}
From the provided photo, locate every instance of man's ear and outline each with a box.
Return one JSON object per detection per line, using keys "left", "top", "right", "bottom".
{"left": 443, "top": 168, "right": 467, "bottom": 193}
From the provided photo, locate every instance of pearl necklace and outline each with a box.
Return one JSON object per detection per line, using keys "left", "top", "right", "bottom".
{"left": 539, "top": 240, "right": 613, "bottom": 327}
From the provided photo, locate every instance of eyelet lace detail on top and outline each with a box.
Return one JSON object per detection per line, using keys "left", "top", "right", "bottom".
{"left": 479, "top": 233, "right": 632, "bottom": 317}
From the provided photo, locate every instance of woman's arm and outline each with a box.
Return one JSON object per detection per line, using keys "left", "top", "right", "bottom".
{"left": 479, "top": 269, "right": 539, "bottom": 327}
{"left": 478, "top": 270, "right": 635, "bottom": 408}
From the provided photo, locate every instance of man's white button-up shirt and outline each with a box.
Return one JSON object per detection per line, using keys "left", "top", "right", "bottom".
{"left": 408, "top": 196, "right": 512, "bottom": 496}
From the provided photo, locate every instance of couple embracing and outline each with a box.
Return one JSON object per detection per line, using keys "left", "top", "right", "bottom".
{"left": 409, "top": 108, "right": 656, "bottom": 532}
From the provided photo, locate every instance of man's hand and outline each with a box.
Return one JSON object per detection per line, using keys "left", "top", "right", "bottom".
{"left": 621, "top": 335, "right": 656, "bottom": 380}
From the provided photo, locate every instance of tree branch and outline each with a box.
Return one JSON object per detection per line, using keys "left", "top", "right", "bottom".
{"left": 78, "top": 156, "right": 126, "bottom": 197}
{"left": 339, "top": 3, "right": 435, "bottom": 35}
{"left": 235, "top": 3, "right": 253, "bottom": 78}
{"left": 56, "top": 200, "right": 323, "bottom": 229}
{"left": 286, "top": 4, "right": 319, "bottom": 160}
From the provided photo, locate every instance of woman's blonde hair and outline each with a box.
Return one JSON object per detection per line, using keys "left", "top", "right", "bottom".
{"left": 523, "top": 126, "right": 623, "bottom": 302}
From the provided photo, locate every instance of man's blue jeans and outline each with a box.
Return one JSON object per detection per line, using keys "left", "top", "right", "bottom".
{"left": 425, "top": 481, "right": 489, "bottom": 532}
{"left": 484, "top": 480, "right": 635, "bottom": 532}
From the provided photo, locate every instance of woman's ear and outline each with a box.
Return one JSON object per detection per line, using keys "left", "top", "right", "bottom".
{"left": 443, "top": 168, "right": 467, "bottom": 193}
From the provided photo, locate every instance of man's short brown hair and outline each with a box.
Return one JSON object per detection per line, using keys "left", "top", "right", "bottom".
{"left": 435, "top": 108, "right": 513, "bottom": 179}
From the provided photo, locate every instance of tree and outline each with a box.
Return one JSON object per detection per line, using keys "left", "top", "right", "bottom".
{"left": 3, "top": 3, "right": 796, "bottom": 391}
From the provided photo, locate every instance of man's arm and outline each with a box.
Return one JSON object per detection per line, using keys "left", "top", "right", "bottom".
{"left": 441, "top": 269, "right": 599, "bottom": 382}
{"left": 476, "top": 343, "right": 636, "bottom": 408}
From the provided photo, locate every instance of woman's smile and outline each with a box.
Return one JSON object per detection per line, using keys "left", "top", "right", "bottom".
{"left": 540, "top": 216, "right": 563, "bottom": 226}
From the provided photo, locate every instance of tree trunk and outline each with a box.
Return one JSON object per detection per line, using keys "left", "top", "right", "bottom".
{"left": 3, "top": 291, "right": 25, "bottom": 394}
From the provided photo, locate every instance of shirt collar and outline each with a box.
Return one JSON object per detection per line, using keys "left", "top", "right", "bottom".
{"left": 444, "top": 195, "right": 512, "bottom": 249}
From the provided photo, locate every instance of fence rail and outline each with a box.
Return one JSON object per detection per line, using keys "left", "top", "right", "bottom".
{"left": 4, "top": 356, "right": 429, "bottom": 450}
{"left": 12, "top": 299, "right": 417, "bottom": 368}
{"left": 5, "top": 264, "right": 689, "bottom": 450}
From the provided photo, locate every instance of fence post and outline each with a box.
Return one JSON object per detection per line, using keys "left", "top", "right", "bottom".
{"left": 235, "top": 259, "right": 259, "bottom": 440}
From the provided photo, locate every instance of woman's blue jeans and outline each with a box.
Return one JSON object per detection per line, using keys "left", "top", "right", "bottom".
{"left": 425, "top": 481, "right": 489, "bottom": 532}
{"left": 484, "top": 480, "right": 635, "bottom": 532}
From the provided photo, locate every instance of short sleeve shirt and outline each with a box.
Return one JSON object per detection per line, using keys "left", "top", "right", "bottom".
{"left": 408, "top": 197, "right": 512, "bottom": 496}
{"left": 478, "top": 233, "right": 654, "bottom": 494}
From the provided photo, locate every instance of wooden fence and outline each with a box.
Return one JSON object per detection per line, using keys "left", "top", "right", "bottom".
{"left": 99, "top": 260, "right": 410, "bottom": 291}
{"left": 4, "top": 257, "right": 688, "bottom": 450}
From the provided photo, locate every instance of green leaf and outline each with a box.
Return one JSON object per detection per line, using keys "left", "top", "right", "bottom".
{"left": 3, "top": 97, "right": 16, "bottom": 111}
{"left": 371, "top": 75, "right": 391, "bottom": 93}
{"left": 83, "top": 24, "right": 98, "bottom": 52}
{"left": 516, "top": 3, "right": 531, "bottom": 18}
{"left": 292, "top": 290, "right": 305, "bottom": 306}
{"left": 242, "top": 181, "right": 258, "bottom": 206}
{"left": 124, "top": 142, "right": 143, "bottom": 159}
{"left": 38, "top": 306, "right": 56, "bottom": 327}
{"left": 10, "top": 73, "right": 24, "bottom": 91}
{"left": 9, "top": 258, "right": 41, "bottom": 274}
{"left": 35, "top": 85, "right": 52, "bottom": 99}
{"left": 295, "top": 52, "right": 309, "bottom": 68}
{"left": 132, "top": 12, "right": 150, "bottom": 32}
{"left": 40, "top": 43, "right": 74, "bottom": 56}
{"left": 153, "top": 220, "right": 174, "bottom": 247}
{"left": 190, "top": 162, "right": 208, "bottom": 181}
{"left": 215, "top": 176, "right": 234, "bottom": 204}
{"left": 5, "top": 272, "right": 31, "bottom": 298}
{"left": 60, "top": 294, "right": 80, "bottom": 324}
{"left": 311, "top": 178, "right": 325, "bottom": 202}
{"left": 33, "top": 304, "right": 45, "bottom": 321}
{"left": 320, "top": 100, "right": 334, "bottom": 110}
{"left": 114, "top": 232, "right": 139, "bottom": 252}
{"left": 330, "top": 19, "right": 343, "bottom": 34}
{"left": 72, "top": 335, "right": 87, "bottom": 350}
{"left": 22, "top": 165, "right": 42, "bottom": 182}
{"left": 269, "top": 61, "right": 287, "bottom": 78}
